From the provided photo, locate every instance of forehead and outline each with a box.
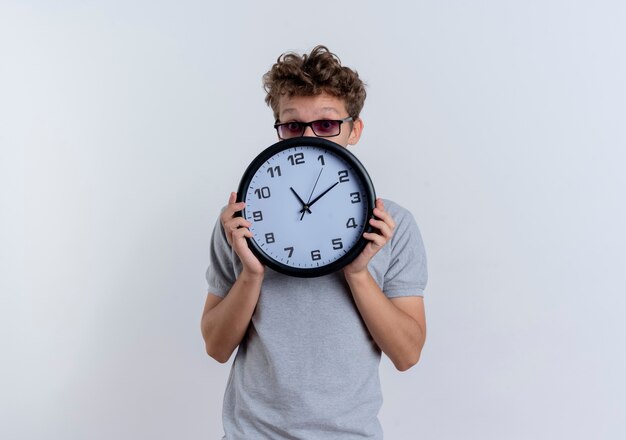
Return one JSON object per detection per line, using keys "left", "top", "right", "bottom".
{"left": 278, "top": 93, "right": 348, "bottom": 120}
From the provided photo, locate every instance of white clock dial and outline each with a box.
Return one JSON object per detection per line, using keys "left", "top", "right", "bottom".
{"left": 238, "top": 138, "right": 375, "bottom": 277}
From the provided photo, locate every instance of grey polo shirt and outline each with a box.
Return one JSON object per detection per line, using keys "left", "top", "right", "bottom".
{"left": 206, "top": 199, "right": 428, "bottom": 439}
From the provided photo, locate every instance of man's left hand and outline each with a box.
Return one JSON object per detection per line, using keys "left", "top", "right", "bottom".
{"left": 343, "top": 198, "right": 395, "bottom": 276}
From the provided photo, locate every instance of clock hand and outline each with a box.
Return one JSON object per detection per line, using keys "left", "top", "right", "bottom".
{"left": 300, "top": 168, "right": 324, "bottom": 221}
{"left": 290, "top": 187, "right": 312, "bottom": 214}
{"left": 305, "top": 168, "right": 324, "bottom": 204}
{"left": 299, "top": 181, "right": 339, "bottom": 213}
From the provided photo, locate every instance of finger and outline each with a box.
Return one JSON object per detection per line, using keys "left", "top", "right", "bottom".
{"left": 223, "top": 200, "right": 246, "bottom": 217}
{"left": 221, "top": 193, "right": 246, "bottom": 223}
{"left": 228, "top": 192, "right": 245, "bottom": 209}
{"left": 363, "top": 231, "right": 387, "bottom": 248}
{"left": 224, "top": 217, "right": 252, "bottom": 232}
{"left": 222, "top": 217, "right": 251, "bottom": 245}
{"left": 373, "top": 203, "right": 396, "bottom": 231}
{"left": 231, "top": 227, "right": 254, "bottom": 242}
{"left": 231, "top": 229, "right": 259, "bottom": 266}
{"left": 369, "top": 218, "right": 394, "bottom": 239}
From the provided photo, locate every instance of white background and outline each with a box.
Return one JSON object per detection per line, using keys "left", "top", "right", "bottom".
{"left": 1, "top": 1, "right": 625, "bottom": 439}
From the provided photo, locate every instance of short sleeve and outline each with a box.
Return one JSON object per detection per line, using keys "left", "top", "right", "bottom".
{"left": 205, "top": 217, "right": 238, "bottom": 298}
{"left": 382, "top": 204, "right": 428, "bottom": 298}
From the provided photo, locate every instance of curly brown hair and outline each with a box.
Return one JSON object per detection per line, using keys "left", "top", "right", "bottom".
{"left": 263, "top": 45, "right": 367, "bottom": 121}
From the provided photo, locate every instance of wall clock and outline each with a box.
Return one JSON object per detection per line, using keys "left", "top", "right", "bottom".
{"left": 236, "top": 137, "right": 376, "bottom": 278}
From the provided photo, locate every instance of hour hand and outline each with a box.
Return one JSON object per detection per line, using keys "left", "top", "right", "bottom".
{"left": 290, "top": 187, "right": 312, "bottom": 214}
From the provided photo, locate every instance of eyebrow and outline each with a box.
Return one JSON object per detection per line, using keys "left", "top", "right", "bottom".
{"left": 281, "top": 107, "right": 342, "bottom": 117}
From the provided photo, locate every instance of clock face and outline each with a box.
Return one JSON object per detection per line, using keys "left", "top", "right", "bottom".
{"left": 237, "top": 137, "right": 376, "bottom": 278}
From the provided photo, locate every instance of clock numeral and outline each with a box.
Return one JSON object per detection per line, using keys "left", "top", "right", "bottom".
{"left": 346, "top": 217, "right": 358, "bottom": 229}
{"left": 311, "top": 250, "right": 321, "bottom": 261}
{"left": 338, "top": 170, "right": 350, "bottom": 183}
{"left": 265, "top": 232, "right": 275, "bottom": 244}
{"left": 267, "top": 166, "right": 282, "bottom": 178}
{"left": 284, "top": 246, "right": 294, "bottom": 258}
{"left": 252, "top": 211, "right": 263, "bottom": 222}
{"left": 332, "top": 238, "right": 343, "bottom": 250}
{"left": 288, "top": 152, "right": 305, "bottom": 165}
{"left": 254, "top": 186, "right": 271, "bottom": 199}
{"left": 317, "top": 154, "right": 325, "bottom": 166}
{"left": 349, "top": 192, "right": 361, "bottom": 204}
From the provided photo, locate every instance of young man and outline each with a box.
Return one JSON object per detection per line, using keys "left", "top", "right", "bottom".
{"left": 202, "top": 46, "right": 428, "bottom": 439}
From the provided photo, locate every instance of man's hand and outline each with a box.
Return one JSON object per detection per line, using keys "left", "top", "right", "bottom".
{"left": 220, "top": 192, "right": 265, "bottom": 277}
{"left": 202, "top": 192, "right": 265, "bottom": 363}
{"left": 341, "top": 198, "right": 424, "bottom": 371}
{"left": 343, "top": 198, "right": 396, "bottom": 276}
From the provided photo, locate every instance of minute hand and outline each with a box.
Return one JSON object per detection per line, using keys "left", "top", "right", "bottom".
{"left": 299, "top": 181, "right": 339, "bottom": 213}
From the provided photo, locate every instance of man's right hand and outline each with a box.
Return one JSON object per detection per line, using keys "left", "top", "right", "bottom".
{"left": 220, "top": 192, "right": 265, "bottom": 277}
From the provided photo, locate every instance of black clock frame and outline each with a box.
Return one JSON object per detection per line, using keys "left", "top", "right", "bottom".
{"left": 236, "top": 137, "right": 376, "bottom": 278}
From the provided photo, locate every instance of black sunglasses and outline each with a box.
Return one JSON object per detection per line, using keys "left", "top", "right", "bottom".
{"left": 274, "top": 117, "right": 353, "bottom": 140}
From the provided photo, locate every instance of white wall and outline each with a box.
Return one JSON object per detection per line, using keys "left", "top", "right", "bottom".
{"left": 2, "top": 1, "right": 625, "bottom": 439}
